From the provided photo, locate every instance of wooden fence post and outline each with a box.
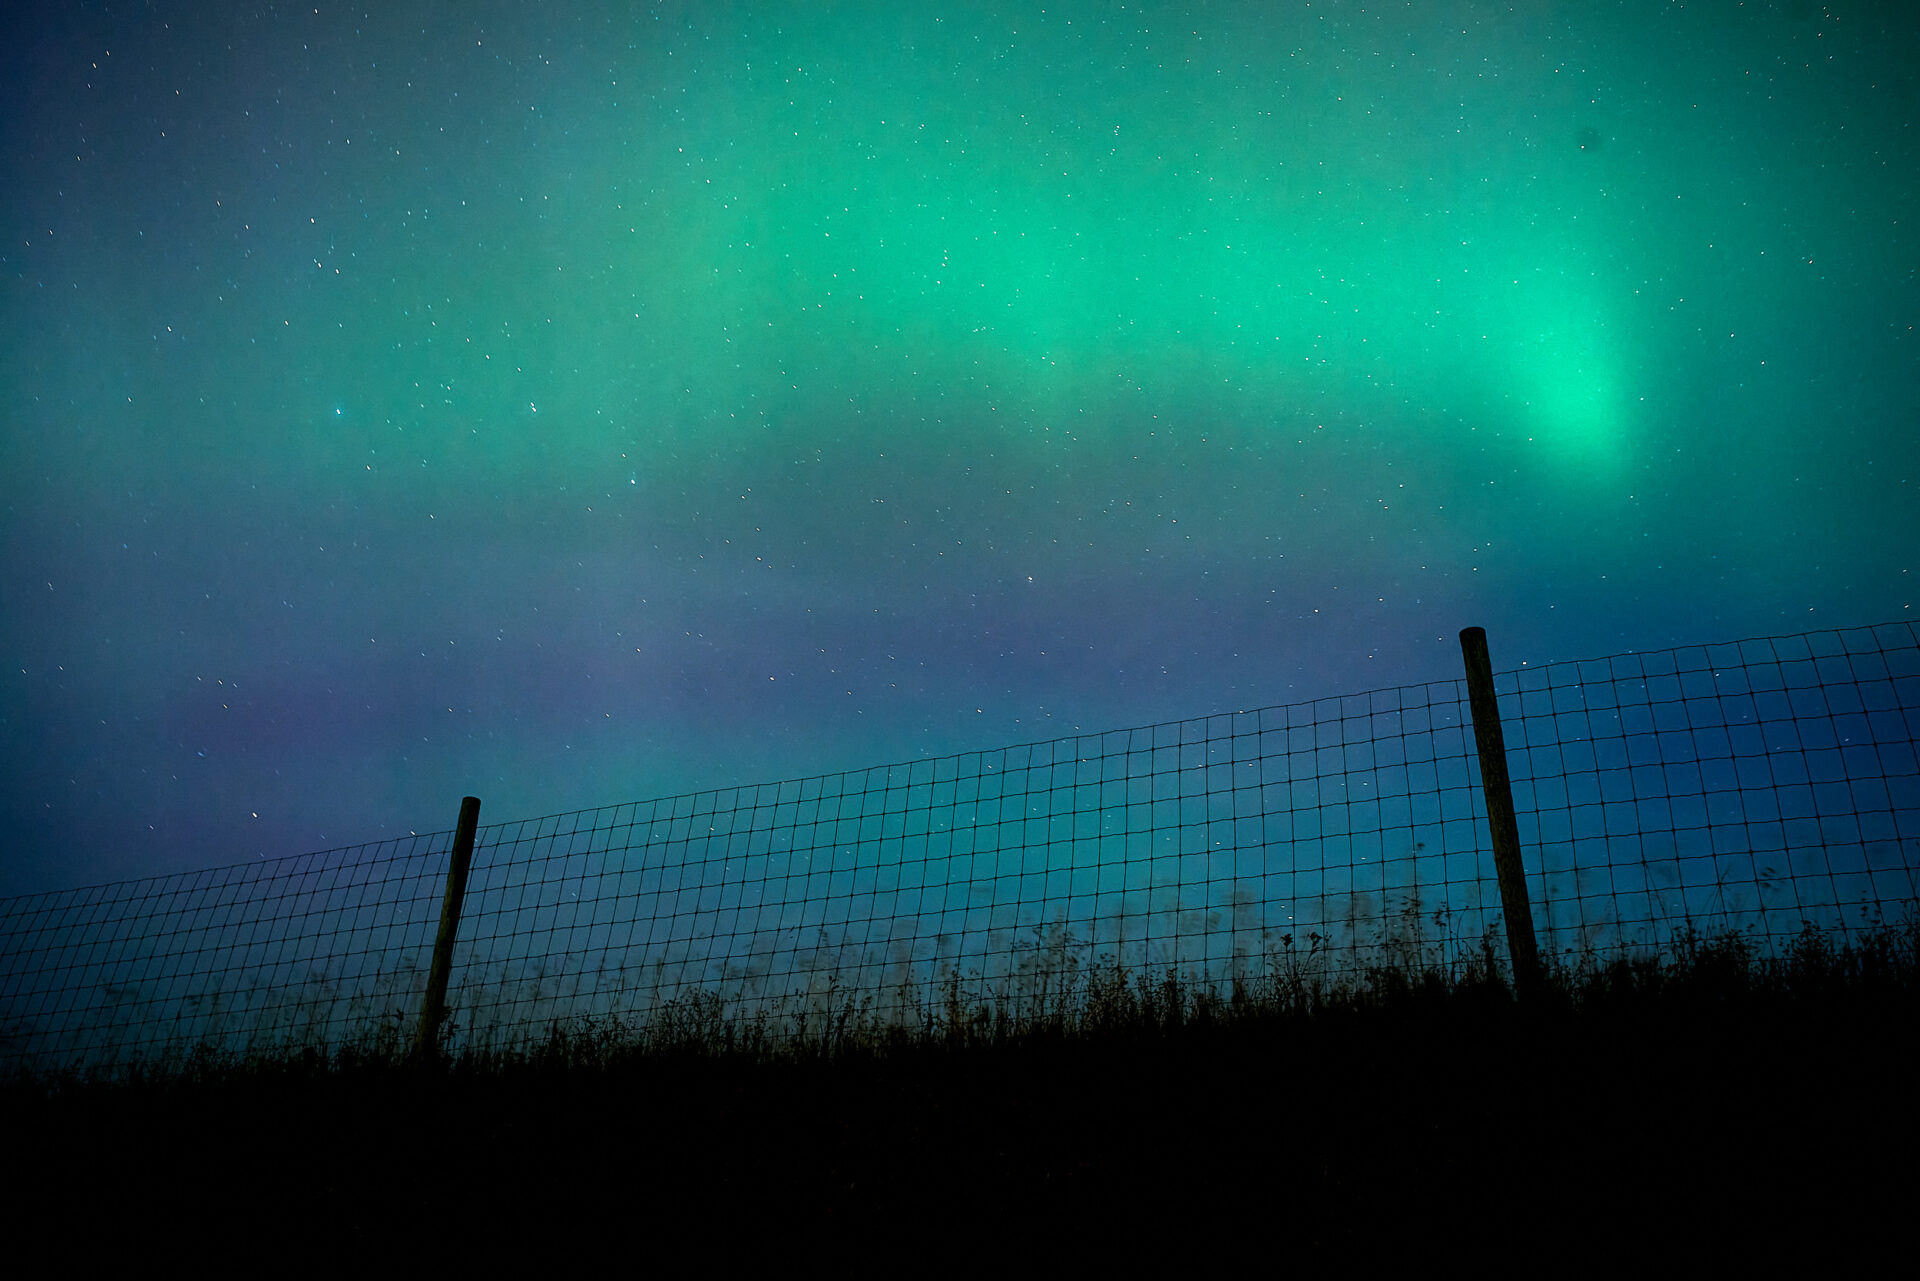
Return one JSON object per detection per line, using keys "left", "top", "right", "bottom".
{"left": 1458, "top": 629, "right": 1544, "bottom": 1000}
{"left": 415, "top": 795, "right": 481, "bottom": 1062}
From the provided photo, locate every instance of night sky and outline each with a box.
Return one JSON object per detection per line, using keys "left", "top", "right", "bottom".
{"left": 4, "top": 1, "right": 1914, "bottom": 898}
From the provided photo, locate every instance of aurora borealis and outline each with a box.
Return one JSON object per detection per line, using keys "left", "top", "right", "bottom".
{"left": 3, "top": 1, "right": 1914, "bottom": 896}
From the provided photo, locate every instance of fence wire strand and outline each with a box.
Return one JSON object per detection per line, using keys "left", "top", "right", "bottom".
{"left": 3, "top": 621, "right": 1915, "bottom": 1073}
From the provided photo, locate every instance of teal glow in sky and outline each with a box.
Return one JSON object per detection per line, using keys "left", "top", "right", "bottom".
{"left": 3, "top": 1, "right": 1915, "bottom": 894}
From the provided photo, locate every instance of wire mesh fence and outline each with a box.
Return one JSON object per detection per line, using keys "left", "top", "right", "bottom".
{"left": 1501, "top": 625, "right": 1918, "bottom": 960}
{"left": 0, "top": 834, "right": 455, "bottom": 1074}
{"left": 448, "top": 672, "right": 1493, "bottom": 1056}
{"left": 3, "top": 620, "right": 1916, "bottom": 1074}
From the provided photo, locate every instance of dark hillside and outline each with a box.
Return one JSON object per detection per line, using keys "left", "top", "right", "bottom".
{"left": 8, "top": 927, "right": 1914, "bottom": 1267}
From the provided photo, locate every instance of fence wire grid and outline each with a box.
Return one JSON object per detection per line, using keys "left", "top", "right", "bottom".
{"left": 3, "top": 621, "right": 1916, "bottom": 1073}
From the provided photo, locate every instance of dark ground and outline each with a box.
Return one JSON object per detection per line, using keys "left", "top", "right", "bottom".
{"left": 7, "top": 970, "right": 1913, "bottom": 1269}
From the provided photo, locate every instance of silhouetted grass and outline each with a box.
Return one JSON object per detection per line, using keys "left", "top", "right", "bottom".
{"left": 7, "top": 917, "right": 1915, "bottom": 1265}
{"left": 6, "top": 915, "right": 1914, "bottom": 1085}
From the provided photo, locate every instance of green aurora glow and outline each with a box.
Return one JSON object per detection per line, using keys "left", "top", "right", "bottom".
{"left": 2, "top": 1, "right": 1914, "bottom": 892}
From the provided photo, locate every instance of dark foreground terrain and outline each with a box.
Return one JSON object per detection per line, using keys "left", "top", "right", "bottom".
{"left": 7, "top": 926, "right": 1915, "bottom": 1268}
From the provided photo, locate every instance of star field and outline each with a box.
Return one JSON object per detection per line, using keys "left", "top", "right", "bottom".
{"left": 3, "top": 1, "right": 1914, "bottom": 895}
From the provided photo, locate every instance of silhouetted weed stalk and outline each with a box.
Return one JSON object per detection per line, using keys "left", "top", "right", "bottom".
{"left": 6, "top": 913, "right": 1913, "bottom": 1092}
